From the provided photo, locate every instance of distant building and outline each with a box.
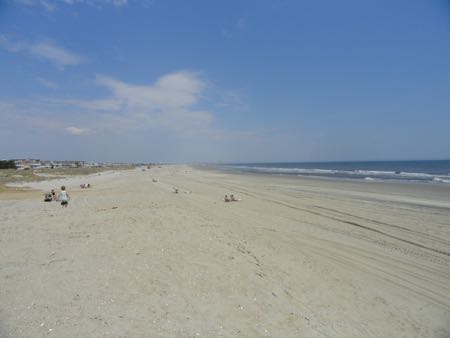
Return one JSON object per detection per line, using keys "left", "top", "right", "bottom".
{"left": 13, "top": 159, "right": 88, "bottom": 170}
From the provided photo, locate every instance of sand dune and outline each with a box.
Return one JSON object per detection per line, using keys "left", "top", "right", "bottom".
{"left": 1, "top": 166, "right": 449, "bottom": 337}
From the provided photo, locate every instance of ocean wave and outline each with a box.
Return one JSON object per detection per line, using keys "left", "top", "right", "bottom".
{"left": 354, "top": 170, "right": 396, "bottom": 175}
{"left": 397, "top": 171, "right": 436, "bottom": 178}
{"left": 433, "top": 177, "right": 450, "bottom": 183}
{"left": 222, "top": 164, "right": 450, "bottom": 184}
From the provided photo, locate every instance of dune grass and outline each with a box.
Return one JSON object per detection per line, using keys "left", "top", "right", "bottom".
{"left": 0, "top": 166, "right": 134, "bottom": 192}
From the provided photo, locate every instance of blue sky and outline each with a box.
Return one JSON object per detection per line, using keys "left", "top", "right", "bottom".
{"left": 0, "top": 0, "right": 449, "bottom": 163}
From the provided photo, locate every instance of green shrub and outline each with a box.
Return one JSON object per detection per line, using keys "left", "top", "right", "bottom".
{"left": 0, "top": 160, "right": 16, "bottom": 170}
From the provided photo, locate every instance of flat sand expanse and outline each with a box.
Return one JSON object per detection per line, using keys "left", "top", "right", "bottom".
{"left": 1, "top": 166, "right": 449, "bottom": 337}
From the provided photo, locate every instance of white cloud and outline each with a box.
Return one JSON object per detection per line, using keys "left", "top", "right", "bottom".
{"left": 89, "top": 71, "right": 213, "bottom": 132}
{"left": 66, "top": 126, "right": 91, "bottom": 135}
{"left": 0, "top": 36, "right": 83, "bottom": 68}
{"left": 95, "top": 70, "right": 206, "bottom": 111}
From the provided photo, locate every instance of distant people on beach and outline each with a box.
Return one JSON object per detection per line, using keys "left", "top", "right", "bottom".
{"left": 58, "top": 186, "right": 70, "bottom": 207}
{"left": 80, "top": 183, "right": 91, "bottom": 188}
{"left": 224, "top": 194, "right": 241, "bottom": 202}
{"left": 44, "top": 189, "right": 57, "bottom": 202}
{"left": 44, "top": 192, "right": 53, "bottom": 202}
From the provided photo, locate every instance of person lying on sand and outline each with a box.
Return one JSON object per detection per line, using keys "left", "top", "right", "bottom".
{"left": 230, "top": 194, "right": 241, "bottom": 201}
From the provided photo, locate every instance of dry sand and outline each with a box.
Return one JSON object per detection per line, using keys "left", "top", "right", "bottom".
{"left": 1, "top": 166, "right": 449, "bottom": 337}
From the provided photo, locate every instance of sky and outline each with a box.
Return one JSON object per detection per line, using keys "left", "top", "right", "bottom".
{"left": 0, "top": 0, "right": 449, "bottom": 163}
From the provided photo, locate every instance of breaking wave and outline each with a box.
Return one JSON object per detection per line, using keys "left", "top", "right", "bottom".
{"left": 217, "top": 161, "right": 450, "bottom": 184}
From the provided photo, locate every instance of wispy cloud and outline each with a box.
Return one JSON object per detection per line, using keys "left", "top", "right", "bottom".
{"left": 63, "top": 0, "right": 128, "bottom": 7}
{"left": 0, "top": 36, "right": 83, "bottom": 68}
{"left": 30, "top": 41, "right": 83, "bottom": 67}
{"left": 40, "top": 0, "right": 56, "bottom": 11}
{"left": 0, "top": 71, "right": 215, "bottom": 135}
{"left": 14, "top": 0, "right": 33, "bottom": 5}
{"left": 221, "top": 18, "right": 247, "bottom": 39}
{"left": 36, "top": 76, "right": 58, "bottom": 89}
{"left": 0, "top": 35, "right": 24, "bottom": 52}
{"left": 14, "top": 0, "right": 129, "bottom": 10}
{"left": 66, "top": 126, "right": 91, "bottom": 135}
{"left": 0, "top": 70, "right": 261, "bottom": 161}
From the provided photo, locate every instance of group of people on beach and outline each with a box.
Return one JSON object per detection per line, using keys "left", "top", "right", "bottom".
{"left": 44, "top": 186, "right": 70, "bottom": 207}
{"left": 224, "top": 194, "right": 240, "bottom": 202}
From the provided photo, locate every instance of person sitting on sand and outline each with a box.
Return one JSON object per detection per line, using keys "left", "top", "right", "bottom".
{"left": 51, "top": 189, "right": 57, "bottom": 201}
{"left": 58, "top": 186, "right": 70, "bottom": 208}
{"left": 224, "top": 195, "right": 231, "bottom": 202}
{"left": 230, "top": 194, "right": 240, "bottom": 202}
{"left": 44, "top": 192, "right": 53, "bottom": 202}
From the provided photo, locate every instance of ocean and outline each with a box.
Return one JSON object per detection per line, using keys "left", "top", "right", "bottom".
{"left": 211, "top": 160, "right": 450, "bottom": 184}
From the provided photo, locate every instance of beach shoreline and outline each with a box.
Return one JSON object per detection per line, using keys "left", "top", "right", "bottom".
{"left": 1, "top": 165, "right": 449, "bottom": 337}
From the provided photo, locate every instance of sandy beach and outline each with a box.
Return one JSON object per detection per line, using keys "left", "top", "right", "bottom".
{"left": 1, "top": 165, "right": 449, "bottom": 337}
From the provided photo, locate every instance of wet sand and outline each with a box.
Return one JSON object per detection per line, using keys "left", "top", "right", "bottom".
{"left": 1, "top": 166, "right": 449, "bottom": 337}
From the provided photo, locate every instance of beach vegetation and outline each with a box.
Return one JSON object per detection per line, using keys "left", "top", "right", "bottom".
{"left": 0, "top": 165, "right": 134, "bottom": 193}
{"left": 0, "top": 160, "right": 17, "bottom": 170}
